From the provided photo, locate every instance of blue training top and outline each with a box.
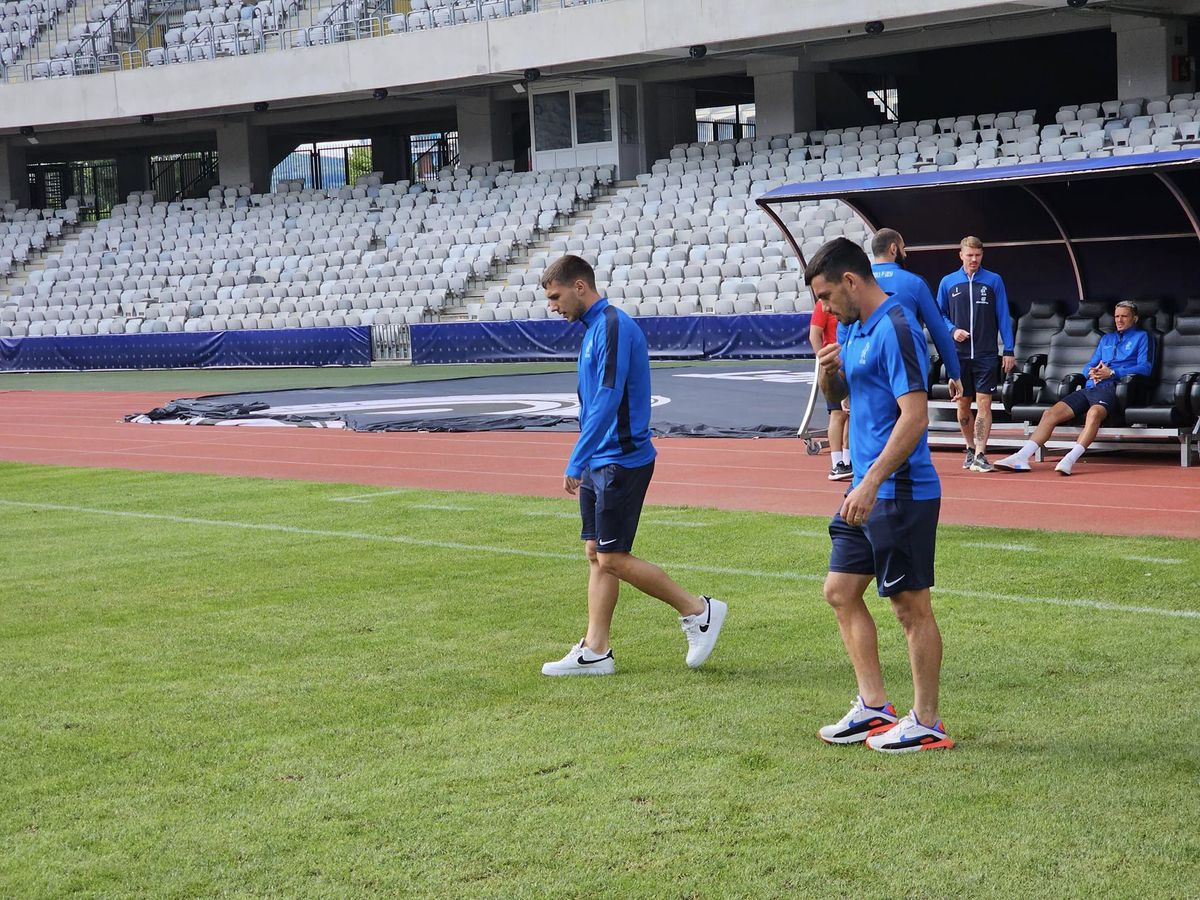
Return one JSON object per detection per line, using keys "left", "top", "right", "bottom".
{"left": 566, "top": 298, "right": 657, "bottom": 478}
{"left": 1083, "top": 327, "right": 1153, "bottom": 389}
{"left": 841, "top": 298, "right": 941, "bottom": 501}
{"left": 872, "top": 261, "right": 961, "bottom": 381}
{"left": 936, "top": 266, "right": 1014, "bottom": 359}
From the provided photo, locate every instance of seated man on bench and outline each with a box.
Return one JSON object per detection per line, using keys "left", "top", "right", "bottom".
{"left": 996, "top": 301, "right": 1152, "bottom": 476}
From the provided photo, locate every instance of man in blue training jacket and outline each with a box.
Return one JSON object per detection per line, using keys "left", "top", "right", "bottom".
{"left": 539, "top": 255, "right": 727, "bottom": 677}
{"left": 870, "top": 228, "right": 963, "bottom": 403}
{"left": 936, "top": 236, "right": 1016, "bottom": 473}
{"left": 996, "top": 301, "right": 1153, "bottom": 476}
{"left": 808, "top": 238, "right": 955, "bottom": 754}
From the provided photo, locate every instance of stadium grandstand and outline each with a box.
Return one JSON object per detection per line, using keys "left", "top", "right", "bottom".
{"left": 1, "top": 0, "right": 1199, "bottom": 458}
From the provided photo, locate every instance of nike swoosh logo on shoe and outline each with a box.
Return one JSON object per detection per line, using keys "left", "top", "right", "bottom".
{"left": 698, "top": 598, "right": 712, "bottom": 632}
{"left": 577, "top": 652, "right": 611, "bottom": 665}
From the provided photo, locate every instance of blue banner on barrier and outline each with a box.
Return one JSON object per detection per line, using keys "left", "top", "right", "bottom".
{"left": 0, "top": 327, "right": 372, "bottom": 372}
{"left": 411, "top": 314, "right": 813, "bottom": 365}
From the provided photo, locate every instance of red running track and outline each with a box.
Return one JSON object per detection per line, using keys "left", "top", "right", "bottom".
{"left": 1, "top": 390, "right": 1197, "bottom": 538}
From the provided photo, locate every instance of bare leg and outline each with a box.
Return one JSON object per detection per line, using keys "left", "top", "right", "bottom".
{"left": 1030, "top": 401, "right": 1078, "bottom": 446}
{"left": 973, "top": 393, "right": 993, "bottom": 454}
{"left": 890, "top": 588, "right": 942, "bottom": 724}
{"left": 1078, "top": 404, "right": 1109, "bottom": 448}
{"left": 828, "top": 409, "right": 847, "bottom": 454}
{"left": 956, "top": 397, "right": 975, "bottom": 449}
{"left": 583, "top": 540, "right": 619, "bottom": 654}
{"left": 824, "top": 572, "right": 886, "bottom": 707}
{"left": 597, "top": 552, "right": 704, "bottom": 617}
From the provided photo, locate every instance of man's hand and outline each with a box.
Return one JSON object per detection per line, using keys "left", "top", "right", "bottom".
{"left": 816, "top": 341, "right": 842, "bottom": 376}
{"left": 953, "top": 329, "right": 970, "bottom": 342}
{"left": 564, "top": 475, "right": 581, "bottom": 495}
{"left": 947, "top": 378, "right": 964, "bottom": 401}
{"left": 1002, "top": 354, "right": 1016, "bottom": 375}
{"left": 839, "top": 480, "right": 879, "bottom": 528}
{"left": 1089, "top": 363, "right": 1113, "bottom": 383}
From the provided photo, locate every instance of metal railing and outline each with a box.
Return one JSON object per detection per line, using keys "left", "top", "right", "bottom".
{"left": 4, "top": 0, "right": 613, "bottom": 80}
{"left": 696, "top": 119, "right": 756, "bottom": 143}
{"left": 371, "top": 322, "right": 411, "bottom": 360}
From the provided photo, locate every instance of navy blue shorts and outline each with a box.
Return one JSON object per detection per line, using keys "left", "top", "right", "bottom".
{"left": 1062, "top": 380, "right": 1117, "bottom": 417}
{"left": 829, "top": 498, "right": 940, "bottom": 597}
{"left": 579, "top": 461, "right": 655, "bottom": 554}
{"left": 825, "top": 395, "right": 847, "bottom": 414}
{"left": 958, "top": 355, "right": 999, "bottom": 396}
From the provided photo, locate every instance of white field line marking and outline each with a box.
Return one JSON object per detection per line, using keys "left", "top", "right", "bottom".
{"left": 522, "top": 510, "right": 578, "bottom": 519}
{"left": 643, "top": 520, "right": 708, "bottom": 528}
{"left": 410, "top": 503, "right": 476, "bottom": 512}
{"left": 1121, "top": 555, "right": 1184, "bottom": 565}
{"left": 1, "top": 499, "right": 1196, "bottom": 621}
{"left": 959, "top": 541, "right": 1043, "bottom": 553}
{"left": 329, "top": 489, "right": 416, "bottom": 503}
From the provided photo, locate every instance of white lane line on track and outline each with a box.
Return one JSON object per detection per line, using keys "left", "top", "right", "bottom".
{"left": 1, "top": 444, "right": 1198, "bottom": 516}
{"left": 0, "top": 498, "right": 1195, "bottom": 621}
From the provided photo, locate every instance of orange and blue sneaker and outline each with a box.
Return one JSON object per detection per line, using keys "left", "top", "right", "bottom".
{"left": 866, "top": 710, "right": 955, "bottom": 753}
{"left": 818, "top": 695, "right": 899, "bottom": 745}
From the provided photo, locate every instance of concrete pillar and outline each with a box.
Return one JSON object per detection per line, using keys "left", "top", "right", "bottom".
{"left": 368, "top": 131, "right": 404, "bottom": 183}
{"left": 1113, "top": 15, "right": 1193, "bottom": 100}
{"left": 642, "top": 83, "right": 696, "bottom": 167}
{"left": 0, "top": 139, "right": 30, "bottom": 208}
{"left": 115, "top": 152, "right": 149, "bottom": 200}
{"left": 750, "top": 58, "right": 817, "bottom": 137}
{"left": 455, "top": 95, "right": 514, "bottom": 166}
{"left": 215, "top": 119, "right": 271, "bottom": 192}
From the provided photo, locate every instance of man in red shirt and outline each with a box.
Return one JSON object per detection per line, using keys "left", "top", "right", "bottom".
{"left": 810, "top": 299, "right": 851, "bottom": 480}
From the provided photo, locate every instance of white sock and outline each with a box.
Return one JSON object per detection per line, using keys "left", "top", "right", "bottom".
{"left": 1059, "top": 442, "right": 1086, "bottom": 470}
{"left": 1013, "top": 439, "right": 1038, "bottom": 463}
{"left": 832, "top": 450, "right": 845, "bottom": 466}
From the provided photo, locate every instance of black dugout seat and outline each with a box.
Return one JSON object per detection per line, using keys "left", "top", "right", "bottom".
{"left": 1005, "top": 315, "right": 1102, "bottom": 421}
{"left": 1123, "top": 315, "right": 1200, "bottom": 428}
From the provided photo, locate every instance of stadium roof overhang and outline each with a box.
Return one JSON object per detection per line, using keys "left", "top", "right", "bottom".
{"left": 757, "top": 149, "right": 1200, "bottom": 311}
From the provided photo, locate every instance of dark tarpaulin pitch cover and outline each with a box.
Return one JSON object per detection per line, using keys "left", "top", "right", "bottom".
{"left": 128, "top": 364, "right": 822, "bottom": 438}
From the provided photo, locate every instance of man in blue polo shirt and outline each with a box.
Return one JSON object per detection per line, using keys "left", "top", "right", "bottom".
{"left": 996, "top": 300, "right": 1152, "bottom": 475}
{"left": 539, "top": 255, "right": 727, "bottom": 677}
{"left": 936, "top": 236, "right": 1016, "bottom": 473}
{"left": 808, "top": 237, "right": 954, "bottom": 754}
{"left": 870, "top": 227, "right": 963, "bottom": 402}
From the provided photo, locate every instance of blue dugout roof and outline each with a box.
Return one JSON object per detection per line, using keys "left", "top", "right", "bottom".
{"left": 757, "top": 149, "right": 1200, "bottom": 312}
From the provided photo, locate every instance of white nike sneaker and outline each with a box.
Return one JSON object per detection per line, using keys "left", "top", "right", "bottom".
{"left": 541, "top": 639, "right": 615, "bottom": 676}
{"left": 994, "top": 452, "right": 1031, "bottom": 472}
{"left": 818, "top": 695, "right": 899, "bottom": 745}
{"left": 680, "top": 596, "right": 727, "bottom": 668}
{"left": 865, "top": 710, "right": 955, "bottom": 753}
{"left": 1055, "top": 457, "right": 1075, "bottom": 476}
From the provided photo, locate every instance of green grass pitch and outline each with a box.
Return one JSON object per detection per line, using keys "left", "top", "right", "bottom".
{"left": 1, "top": 462, "right": 1197, "bottom": 897}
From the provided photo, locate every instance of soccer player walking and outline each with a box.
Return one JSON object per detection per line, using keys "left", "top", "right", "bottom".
{"left": 807, "top": 238, "right": 954, "bottom": 753}
{"left": 539, "top": 255, "right": 727, "bottom": 676}
{"left": 937, "top": 236, "right": 1016, "bottom": 473}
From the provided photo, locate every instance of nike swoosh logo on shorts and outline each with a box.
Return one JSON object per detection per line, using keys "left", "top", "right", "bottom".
{"left": 882, "top": 575, "right": 906, "bottom": 588}
{"left": 598, "top": 538, "right": 617, "bottom": 546}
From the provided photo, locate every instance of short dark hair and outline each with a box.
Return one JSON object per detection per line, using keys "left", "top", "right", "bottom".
{"left": 1115, "top": 300, "right": 1138, "bottom": 315}
{"left": 541, "top": 254, "right": 596, "bottom": 290}
{"left": 804, "top": 237, "right": 875, "bottom": 287}
{"left": 870, "top": 227, "right": 903, "bottom": 259}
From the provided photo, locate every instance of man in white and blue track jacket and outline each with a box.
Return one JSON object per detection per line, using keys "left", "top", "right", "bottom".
{"left": 996, "top": 301, "right": 1153, "bottom": 476}
{"left": 539, "top": 255, "right": 727, "bottom": 678}
{"left": 936, "top": 236, "right": 1016, "bottom": 473}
